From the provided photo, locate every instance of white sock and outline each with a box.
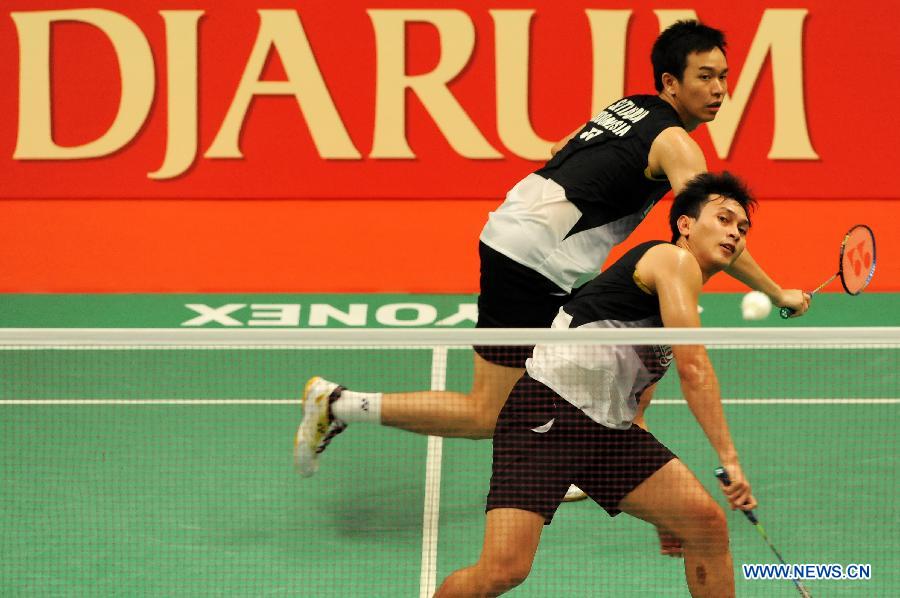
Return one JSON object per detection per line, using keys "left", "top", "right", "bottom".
{"left": 331, "top": 390, "right": 382, "bottom": 424}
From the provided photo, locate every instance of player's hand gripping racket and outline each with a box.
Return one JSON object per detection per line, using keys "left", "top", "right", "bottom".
{"left": 780, "top": 224, "right": 876, "bottom": 318}
{"left": 715, "top": 467, "right": 812, "bottom": 597}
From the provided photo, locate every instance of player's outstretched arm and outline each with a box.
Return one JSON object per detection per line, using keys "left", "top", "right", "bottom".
{"left": 638, "top": 244, "right": 757, "bottom": 511}
{"left": 726, "top": 250, "right": 810, "bottom": 316}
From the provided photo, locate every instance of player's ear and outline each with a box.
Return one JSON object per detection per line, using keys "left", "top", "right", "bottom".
{"left": 661, "top": 72, "right": 679, "bottom": 96}
{"left": 676, "top": 214, "right": 693, "bottom": 239}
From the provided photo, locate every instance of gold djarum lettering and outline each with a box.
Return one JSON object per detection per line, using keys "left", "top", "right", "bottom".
{"left": 11, "top": 8, "right": 817, "bottom": 179}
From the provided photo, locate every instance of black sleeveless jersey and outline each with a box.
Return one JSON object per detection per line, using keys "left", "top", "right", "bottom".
{"left": 564, "top": 240, "right": 669, "bottom": 326}
{"left": 479, "top": 95, "right": 685, "bottom": 292}
{"left": 535, "top": 95, "right": 684, "bottom": 237}
{"left": 525, "top": 240, "right": 674, "bottom": 429}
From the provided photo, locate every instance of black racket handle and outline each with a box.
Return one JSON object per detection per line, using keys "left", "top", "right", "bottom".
{"left": 781, "top": 274, "right": 836, "bottom": 319}
{"left": 714, "top": 467, "right": 759, "bottom": 524}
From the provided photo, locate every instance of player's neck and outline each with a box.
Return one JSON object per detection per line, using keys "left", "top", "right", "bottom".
{"left": 676, "top": 237, "right": 715, "bottom": 283}
{"left": 658, "top": 92, "right": 701, "bottom": 132}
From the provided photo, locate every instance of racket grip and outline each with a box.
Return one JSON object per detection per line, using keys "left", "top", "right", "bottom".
{"left": 780, "top": 306, "right": 795, "bottom": 319}
{"left": 714, "top": 466, "right": 732, "bottom": 485}
{"left": 714, "top": 467, "right": 759, "bottom": 524}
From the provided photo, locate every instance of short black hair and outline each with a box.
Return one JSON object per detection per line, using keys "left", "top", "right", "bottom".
{"left": 669, "top": 172, "right": 755, "bottom": 242}
{"left": 652, "top": 20, "right": 727, "bottom": 92}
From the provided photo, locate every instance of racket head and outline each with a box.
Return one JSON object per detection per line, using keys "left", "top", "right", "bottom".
{"left": 839, "top": 224, "right": 876, "bottom": 295}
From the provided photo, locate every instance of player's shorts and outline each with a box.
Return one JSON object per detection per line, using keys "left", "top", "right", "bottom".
{"left": 474, "top": 241, "right": 580, "bottom": 368}
{"left": 486, "top": 374, "right": 676, "bottom": 524}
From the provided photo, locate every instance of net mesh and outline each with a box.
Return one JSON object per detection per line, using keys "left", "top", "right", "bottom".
{"left": 1, "top": 328, "right": 897, "bottom": 597}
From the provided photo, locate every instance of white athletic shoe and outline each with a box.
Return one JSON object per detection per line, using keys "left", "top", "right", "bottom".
{"left": 294, "top": 376, "right": 347, "bottom": 477}
{"left": 563, "top": 484, "right": 588, "bottom": 502}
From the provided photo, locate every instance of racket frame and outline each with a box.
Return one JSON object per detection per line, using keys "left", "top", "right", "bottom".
{"left": 779, "top": 224, "right": 876, "bottom": 319}
{"left": 838, "top": 224, "right": 876, "bottom": 295}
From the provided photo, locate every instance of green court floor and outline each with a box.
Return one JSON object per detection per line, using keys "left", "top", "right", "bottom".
{"left": 2, "top": 344, "right": 897, "bottom": 596}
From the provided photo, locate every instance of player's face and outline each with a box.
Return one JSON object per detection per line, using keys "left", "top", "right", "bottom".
{"left": 690, "top": 196, "right": 749, "bottom": 270}
{"left": 671, "top": 48, "right": 728, "bottom": 126}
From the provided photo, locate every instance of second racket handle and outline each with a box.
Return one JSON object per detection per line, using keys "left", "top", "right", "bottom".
{"left": 780, "top": 306, "right": 795, "bottom": 319}
{"left": 714, "top": 467, "right": 759, "bottom": 524}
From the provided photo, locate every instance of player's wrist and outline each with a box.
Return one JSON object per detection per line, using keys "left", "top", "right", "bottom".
{"left": 767, "top": 288, "right": 787, "bottom": 306}
{"left": 717, "top": 451, "right": 739, "bottom": 466}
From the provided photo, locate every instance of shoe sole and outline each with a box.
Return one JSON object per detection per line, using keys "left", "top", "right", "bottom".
{"left": 294, "top": 376, "right": 323, "bottom": 477}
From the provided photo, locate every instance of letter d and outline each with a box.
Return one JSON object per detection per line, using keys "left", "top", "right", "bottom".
{"left": 12, "top": 9, "right": 154, "bottom": 159}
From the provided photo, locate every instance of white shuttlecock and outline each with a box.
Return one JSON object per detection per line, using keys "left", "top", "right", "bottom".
{"left": 741, "top": 291, "right": 772, "bottom": 320}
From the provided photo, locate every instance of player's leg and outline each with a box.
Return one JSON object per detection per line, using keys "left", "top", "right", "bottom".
{"left": 298, "top": 350, "right": 522, "bottom": 446}
{"left": 618, "top": 459, "right": 733, "bottom": 598}
{"left": 434, "top": 508, "right": 544, "bottom": 597}
{"left": 380, "top": 353, "right": 523, "bottom": 438}
{"left": 294, "top": 352, "right": 522, "bottom": 475}
{"left": 438, "top": 375, "right": 564, "bottom": 596}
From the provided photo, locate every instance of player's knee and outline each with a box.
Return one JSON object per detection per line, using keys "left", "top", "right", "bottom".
{"left": 469, "top": 409, "right": 498, "bottom": 439}
{"left": 482, "top": 558, "right": 532, "bottom": 593}
{"left": 464, "top": 391, "right": 503, "bottom": 439}
{"left": 683, "top": 502, "right": 729, "bottom": 552}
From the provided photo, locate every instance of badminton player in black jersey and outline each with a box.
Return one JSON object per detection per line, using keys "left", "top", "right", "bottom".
{"left": 295, "top": 22, "right": 810, "bottom": 489}
{"left": 435, "top": 172, "right": 758, "bottom": 598}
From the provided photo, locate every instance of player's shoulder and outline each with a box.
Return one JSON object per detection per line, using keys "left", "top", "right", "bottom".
{"left": 648, "top": 126, "right": 704, "bottom": 172}
{"left": 652, "top": 126, "right": 700, "bottom": 151}
{"left": 643, "top": 241, "right": 684, "bottom": 260}
{"left": 633, "top": 243, "right": 700, "bottom": 295}
{"left": 642, "top": 243, "right": 702, "bottom": 279}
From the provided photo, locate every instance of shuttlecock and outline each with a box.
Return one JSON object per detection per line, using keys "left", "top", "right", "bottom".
{"left": 741, "top": 291, "right": 772, "bottom": 320}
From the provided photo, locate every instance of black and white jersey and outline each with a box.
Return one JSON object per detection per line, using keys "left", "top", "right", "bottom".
{"left": 480, "top": 95, "right": 684, "bottom": 291}
{"left": 526, "top": 241, "right": 674, "bottom": 429}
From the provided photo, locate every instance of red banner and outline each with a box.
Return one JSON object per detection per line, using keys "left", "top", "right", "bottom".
{"left": 2, "top": 1, "right": 898, "bottom": 200}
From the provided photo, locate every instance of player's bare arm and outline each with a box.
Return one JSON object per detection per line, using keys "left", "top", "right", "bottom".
{"left": 637, "top": 244, "right": 757, "bottom": 511}
{"left": 647, "top": 127, "right": 708, "bottom": 193}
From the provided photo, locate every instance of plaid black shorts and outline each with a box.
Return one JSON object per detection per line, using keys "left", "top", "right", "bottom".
{"left": 487, "top": 374, "right": 676, "bottom": 523}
